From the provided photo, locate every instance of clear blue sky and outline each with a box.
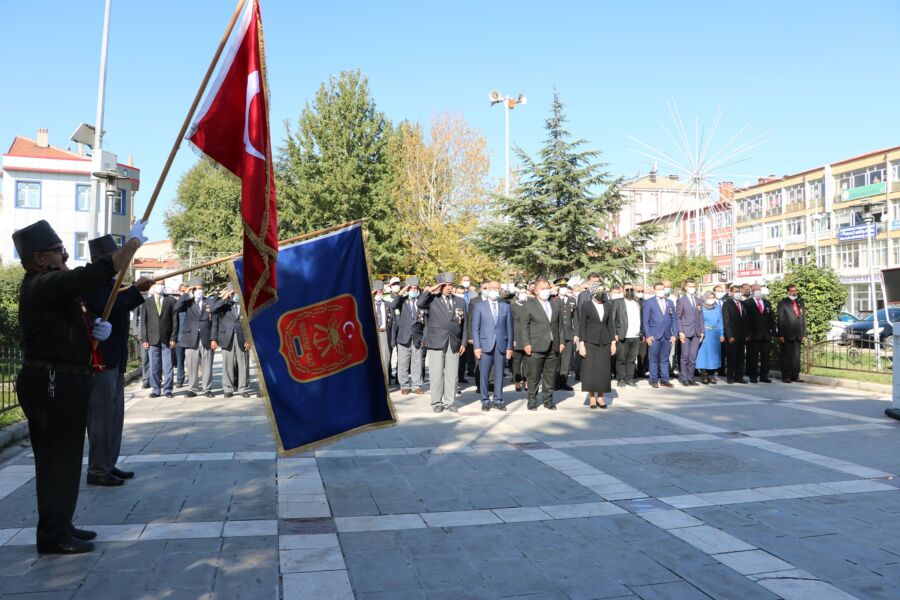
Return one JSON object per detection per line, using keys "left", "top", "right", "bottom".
{"left": 3, "top": 0, "right": 899, "bottom": 240}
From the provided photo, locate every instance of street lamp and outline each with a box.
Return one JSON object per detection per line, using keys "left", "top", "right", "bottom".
{"left": 862, "top": 202, "right": 885, "bottom": 369}
{"left": 489, "top": 90, "right": 527, "bottom": 196}
{"left": 185, "top": 238, "right": 202, "bottom": 269}
{"left": 635, "top": 236, "right": 649, "bottom": 290}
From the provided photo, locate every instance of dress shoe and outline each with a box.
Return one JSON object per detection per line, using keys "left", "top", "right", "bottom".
{"left": 737, "top": 379, "right": 748, "bottom": 384}
{"left": 141, "top": 383, "right": 151, "bottom": 389}
{"left": 558, "top": 384, "right": 574, "bottom": 391}
{"left": 149, "top": 392, "right": 160, "bottom": 398}
{"left": 708, "top": 377, "right": 718, "bottom": 385}
{"left": 793, "top": 378, "right": 804, "bottom": 383}
{"left": 493, "top": 403, "right": 507, "bottom": 411}
{"left": 205, "top": 391, "right": 214, "bottom": 398}
{"left": 650, "top": 381, "right": 659, "bottom": 389}
{"left": 760, "top": 378, "right": 773, "bottom": 383}
{"left": 727, "top": 378, "right": 735, "bottom": 384}
{"left": 459, "top": 377, "right": 468, "bottom": 383}
{"left": 37, "top": 538, "right": 94, "bottom": 555}
{"left": 176, "top": 381, "right": 186, "bottom": 388}
{"left": 69, "top": 526, "right": 97, "bottom": 541}
{"left": 87, "top": 473, "right": 124, "bottom": 486}
{"left": 185, "top": 391, "right": 197, "bottom": 398}
{"left": 527, "top": 406, "right": 538, "bottom": 411}
{"left": 401, "top": 389, "right": 410, "bottom": 395}
{"left": 627, "top": 380, "right": 638, "bottom": 387}
{"left": 413, "top": 388, "right": 425, "bottom": 394}
{"left": 432, "top": 406, "right": 444, "bottom": 413}
{"left": 660, "top": 381, "right": 674, "bottom": 388}
{"left": 165, "top": 393, "right": 174, "bottom": 398}
{"left": 225, "top": 392, "right": 234, "bottom": 398}
{"left": 481, "top": 404, "right": 491, "bottom": 412}
{"left": 617, "top": 381, "right": 627, "bottom": 388}
{"left": 543, "top": 403, "right": 557, "bottom": 410}
{"left": 599, "top": 403, "right": 609, "bottom": 409}
{"left": 111, "top": 467, "right": 134, "bottom": 479}
{"left": 680, "top": 380, "right": 691, "bottom": 387}
{"left": 749, "top": 378, "right": 758, "bottom": 383}
{"left": 446, "top": 405, "right": 459, "bottom": 413}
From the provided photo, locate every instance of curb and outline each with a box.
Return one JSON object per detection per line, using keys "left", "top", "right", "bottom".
{"left": 0, "top": 420, "right": 29, "bottom": 449}
{"left": 771, "top": 369, "right": 891, "bottom": 395}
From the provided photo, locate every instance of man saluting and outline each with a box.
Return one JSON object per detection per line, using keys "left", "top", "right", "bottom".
{"left": 13, "top": 219, "right": 149, "bottom": 554}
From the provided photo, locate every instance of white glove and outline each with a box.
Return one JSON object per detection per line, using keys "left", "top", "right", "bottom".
{"left": 127, "top": 219, "right": 149, "bottom": 246}
{"left": 92, "top": 318, "right": 112, "bottom": 341}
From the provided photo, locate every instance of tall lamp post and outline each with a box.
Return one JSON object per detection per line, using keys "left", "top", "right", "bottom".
{"left": 862, "top": 203, "right": 884, "bottom": 370}
{"left": 489, "top": 90, "right": 526, "bottom": 196}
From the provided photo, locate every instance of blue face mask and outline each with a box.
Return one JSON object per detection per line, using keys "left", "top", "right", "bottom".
{"left": 409, "top": 290, "right": 420, "bottom": 299}
{"left": 232, "top": 295, "right": 240, "bottom": 304}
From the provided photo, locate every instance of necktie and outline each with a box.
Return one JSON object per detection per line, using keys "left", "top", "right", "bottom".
{"left": 155, "top": 296, "right": 162, "bottom": 315}
{"left": 757, "top": 299, "right": 763, "bottom": 314}
{"left": 792, "top": 299, "right": 799, "bottom": 317}
{"left": 491, "top": 301, "right": 498, "bottom": 323}
{"left": 376, "top": 301, "right": 383, "bottom": 327}
{"left": 736, "top": 300, "right": 742, "bottom": 316}
{"left": 445, "top": 297, "right": 452, "bottom": 313}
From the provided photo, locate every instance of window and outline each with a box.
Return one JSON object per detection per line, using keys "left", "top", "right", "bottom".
{"left": 15, "top": 181, "right": 41, "bottom": 208}
{"left": 76, "top": 184, "right": 90, "bottom": 212}
{"left": 767, "top": 223, "right": 782, "bottom": 240}
{"left": 807, "top": 180, "right": 823, "bottom": 202}
{"left": 737, "top": 254, "right": 761, "bottom": 271}
{"left": 113, "top": 189, "right": 126, "bottom": 215}
{"left": 714, "top": 210, "right": 733, "bottom": 229}
{"left": 738, "top": 195, "right": 762, "bottom": 222}
{"left": 713, "top": 238, "right": 733, "bottom": 256}
{"left": 111, "top": 235, "right": 124, "bottom": 247}
{"left": 720, "top": 267, "right": 733, "bottom": 282}
{"left": 766, "top": 251, "right": 783, "bottom": 275}
{"left": 139, "top": 271, "right": 154, "bottom": 280}
{"left": 787, "top": 217, "right": 805, "bottom": 237}
{"left": 817, "top": 247, "right": 831, "bottom": 268}
{"left": 813, "top": 212, "right": 832, "bottom": 234}
{"left": 763, "top": 190, "right": 782, "bottom": 216}
{"left": 785, "top": 185, "right": 804, "bottom": 210}
{"left": 874, "top": 239, "right": 888, "bottom": 267}
{"left": 736, "top": 224, "right": 762, "bottom": 249}
{"left": 785, "top": 249, "right": 806, "bottom": 267}
{"left": 892, "top": 163, "right": 900, "bottom": 183}
{"left": 74, "top": 233, "right": 88, "bottom": 261}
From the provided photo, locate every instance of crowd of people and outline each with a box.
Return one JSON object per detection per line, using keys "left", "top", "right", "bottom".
{"left": 372, "top": 272, "right": 809, "bottom": 413}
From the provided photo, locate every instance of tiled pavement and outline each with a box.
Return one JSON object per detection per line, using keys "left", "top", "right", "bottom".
{"left": 1, "top": 366, "right": 900, "bottom": 599}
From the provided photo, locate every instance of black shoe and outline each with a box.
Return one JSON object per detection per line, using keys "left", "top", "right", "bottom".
{"left": 599, "top": 403, "right": 609, "bottom": 409}
{"left": 165, "top": 393, "right": 174, "bottom": 398}
{"left": 111, "top": 467, "right": 134, "bottom": 480}
{"left": 681, "top": 380, "right": 691, "bottom": 387}
{"left": 87, "top": 473, "right": 124, "bottom": 487}
{"left": 185, "top": 391, "right": 197, "bottom": 398}
{"left": 749, "top": 378, "right": 758, "bottom": 383}
{"left": 527, "top": 406, "right": 538, "bottom": 411}
{"left": 558, "top": 384, "right": 574, "bottom": 391}
{"left": 481, "top": 404, "right": 491, "bottom": 412}
{"left": 760, "top": 378, "right": 773, "bottom": 383}
{"left": 459, "top": 377, "right": 468, "bottom": 383}
{"left": 650, "top": 381, "right": 659, "bottom": 389}
{"left": 689, "top": 380, "right": 699, "bottom": 386}
{"left": 660, "top": 381, "right": 674, "bottom": 388}
{"left": 493, "top": 403, "right": 507, "bottom": 411}
{"left": 225, "top": 392, "right": 234, "bottom": 398}
{"left": 709, "top": 377, "right": 718, "bottom": 385}
{"left": 793, "top": 378, "right": 805, "bottom": 383}
{"left": 37, "top": 538, "right": 94, "bottom": 555}
{"left": 149, "top": 392, "right": 160, "bottom": 398}
{"left": 783, "top": 379, "right": 792, "bottom": 383}
{"left": 617, "top": 381, "right": 627, "bottom": 388}
{"left": 543, "top": 403, "right": 557, "bottom": 410}
{"left": 69, "top": 526, "right": 97, "bottom": 541}
{"left": 726, "top": 378, "right": 734, "bottom": 384}
{"left": 205, "top": 391, "right": 214, "bottom": 398}
{"left": 176, "top": 381, "right": 186, "bottom": 388}
{"left": 141, "top": 383, "right": 151, "bottom": 389}
{"left": 737, "top": 379, "right": 748, "bottom": 384}
{"left": 627, "top": 380, "right": 638, "bottom": 387}
{"left": 432, "top": 406, "right": 444, "bottom": 413}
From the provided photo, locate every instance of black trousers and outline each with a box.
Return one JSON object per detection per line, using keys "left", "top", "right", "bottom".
{"left": 556, "top": 341, "right": 575, "bottom": 386}
{"left": 17, "top": 368, "right": 92, "bottom": 546}
{"left": 616, "top": 338, "right": 640, "bottom": 382}
{"left": 781, "top": 340, "right": 802, "bottom": 381}
{"left": 636, "top": 340, "right": 648, "bottom": 377}
{"left": 526, "top": 350, "right": 558, "bottom": 408}
{"left": 745, "top": 339, "right": 771, "bottom": 380}
{"left": 725, "top": 340, "right": 746, "bottom": 380}
{"left": 511, "top": 349, "right": 527, "bottom": 383}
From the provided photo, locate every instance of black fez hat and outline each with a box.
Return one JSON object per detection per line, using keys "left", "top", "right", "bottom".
{"left": 405, "top": 276, "right": 420, "bottom": 287}
{"left": 12, "top": 220, "right": 62, "bottom": 260}
{"left": 88, "top": 235, "right": 118, "bottom": 261}
{"left": 435, "top": 272, "right": 455, "bottom": 285}
{"left": 188, "top": 276, "right": 204, "bottom": 287}
{"left": 371, "top": 279, "right": 384, "bottom": 293}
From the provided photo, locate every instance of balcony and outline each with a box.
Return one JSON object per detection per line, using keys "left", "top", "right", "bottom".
{"left": 838, "top": 181, "right": 887, "bottom": 203}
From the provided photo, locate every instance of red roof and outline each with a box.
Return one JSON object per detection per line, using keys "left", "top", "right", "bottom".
{"left": 4, "top": 136, "right": 90, "bottom": 161}
{"left": 134, "top": 258, "right": 181, "bottom": 269}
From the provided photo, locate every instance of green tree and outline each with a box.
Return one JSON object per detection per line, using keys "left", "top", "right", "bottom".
{"left": 477, "top": 90, "right": 656, "bottom": 281}
{"left": 277, "top": 70, "right": 400, "bottom": 273}
{"left": 650, "top": 255, "right": 720, "bottom": 291}
{"left": 0, "top": 265, "right": 24, "bottom": 347}
{"left": 164, "top": 159, "right": 242, "bottom": 285}
{"left": 766, "top": 258, "right": 847, "bottom": 342}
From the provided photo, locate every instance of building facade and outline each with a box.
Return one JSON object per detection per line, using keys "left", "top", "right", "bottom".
{"left": 0, "top": 129, "right": 140, "bottom": 267}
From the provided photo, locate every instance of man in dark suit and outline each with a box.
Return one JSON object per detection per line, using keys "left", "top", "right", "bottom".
{"left": 84, "top": 235, "right": 150, "bottom": 487}
{"left": 722, "top": 284, "right": 749, "bottom": 384}
{"left": 472, "top": 280, "right": 514, "bottom": 411}
{"left": 642, "top": 282, "right": 676, "bottom": 388}
{"left": 465, "top": 281, "right": 488, "bottom": 391}
{"left": 510, "top": 284, "right": 531, "bottom": 391}
{"left": 776, "top": 284, "right": 807, "bottom": 383}
{"left": 612, "top": 282, "right": 642, "bottom": 387}
{"left": 675, "top": 278, "right": 704, "bottom": 386}
{"left": 418, "top": 273, "right": 466, "bottom": 413}
{"left": 520, "top": 278, "right": 565, "bottom": 410}
{"left": 140, "top": 280, "right": 178, "bottom": 402}
{"left": 391, "top": 276, "right": 426, "bottom": 395}
{"left": 744, "top": 283, "right": 775, "bottom": 383}
{"left": 175, "top": 277, "right": 216, "bottom": 397}
{"left": 459, "top": 275, "right": 476, "bottom": 382}
{"left": 211, "top": 285, "right": 252, "bottom": 398}
{"left": 372, "top": 280, "right": 394, "bottom": 384}
{"left": 554, "top": 278, "right": 577, "bottom": 390}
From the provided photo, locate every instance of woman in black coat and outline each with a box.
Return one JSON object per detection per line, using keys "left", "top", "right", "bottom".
{"left": 577, "top": 286, "right": 616, "bottom": 409}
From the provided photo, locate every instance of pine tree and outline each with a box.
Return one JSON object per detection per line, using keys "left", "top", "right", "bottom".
{"left": 479, "top": 90, "right": 655, "bottom": 280}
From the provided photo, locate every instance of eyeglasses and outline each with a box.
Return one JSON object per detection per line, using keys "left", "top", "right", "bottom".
{"left": 41, "top": 246, "right": 67, "bottom": 255}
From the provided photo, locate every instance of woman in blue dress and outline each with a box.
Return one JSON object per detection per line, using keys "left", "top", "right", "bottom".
{"left": 695, "top": 291, "right": 724, "bottom": 384}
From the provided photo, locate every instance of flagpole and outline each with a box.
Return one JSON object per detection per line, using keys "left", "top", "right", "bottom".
{"left": 95, "top": 0, "right": 247, "bottom": 340}
{"left": 151, "top": 220, "right": 367, "bottom": 283}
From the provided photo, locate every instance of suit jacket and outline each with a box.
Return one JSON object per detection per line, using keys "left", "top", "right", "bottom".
{"left": 573, "top": 289, "right": 593, "bottom": 338}
{"left": 557, "top": 297, "right": 577, "bottom": 342}
{"left": 578, "top": 300, "right": 614, "bottom": 345}
{"left": 139, "top": 294, "right": 178, "bottom": 347}
{"left": 642, "top": 296, "right": 676, "bottom": 340}
{"left": 472, "top": 299, "right": 514, "bottom": 353}
{"left": 210, "top": 298, "right": 246, "bottom": 350}
{"left": 174, "top": 293, "right": 215, "bottom": 350}
{"left": 676, "top": 294, "right": 705, "bottom": 338}
{"left": 722, "top": 297, "right": 749, "bottom": 341}
{"left": 417, "top": 291, "right": 466, "bottom": 351}
{"left": 776, "top": 297, "right": 807, "bottom": 341}
{"left": 510, "top": 300, "right": 530, "bottom": 351}
{"left": 84, "top": 281, "right": 145, "bottom": 371}
{"left": 466, "top": 295, "right": 484, "bottom": 342}
{"left": 373, "top": 298, "right": 395, "bottom": 347}
{"left": 611, "top": 297, "right": 643, "bottom": 340}
{"left": 743, "top": 296, "right": 775, "bottom": 341}
{"left": 520, "top": 297, "right": 564, "bottom": 354}
{"left": 391, "top": 294, "right": 425, "bottom": 347}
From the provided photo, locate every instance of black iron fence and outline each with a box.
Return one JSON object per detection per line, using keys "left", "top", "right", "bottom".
{"left": 0, "top": 347, "right": 22, "bottom": 414}
{"left": 803, "top": 338, "right": 892, "bottom": 375}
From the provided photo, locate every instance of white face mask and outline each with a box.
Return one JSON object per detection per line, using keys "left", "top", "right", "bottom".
{"left": 538, "top": 289, "right": 551, "bottom": 301}
{"left": 752, "top": 290, "right": 762, "bottom": 299}
{"left": 152, "top": 285, "right": 164, "bottom": 296}
{"left": 715, "top": 291, "right": 725, "bottom": 300}
{"left": 558, "top": 288, "right": 570, "bottom": 297}
{"left": 193, "top": 290, "right": 204, "bottom": 301}
{"left": 655, "top": 290, "right": 665, "bottom": 298}
{"left": 374, "top": 293, "right": 383, "bottom": 302}
{"left": 610, "top": 293, "right": 623, "bottom": 300}
{"left": 788, "top": 294, "right": 798, "bottom": 300}
{"left": 664, "top": 287, "right": 672, "bottom": 296}
{"left": 488, "top": 290, "right": 500, "bottom": 301}
{"left": 705, "top": 298, "right": 716, "bottom": 305}
{"left": 391, "top": 285, "right": 400, "bottom": 294}
{"left": 461, "top": 281, "right": 470, "bottom": 289}
{"left": 517, "top": 292, "right": 528, "bottom": 302}
{"left": 685, "top": 287, "right": 696, "bottom": 295}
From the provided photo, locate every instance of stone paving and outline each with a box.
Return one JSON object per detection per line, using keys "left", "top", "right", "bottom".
{"left": 1, "top": 363, "right": 900, "bottom": 599}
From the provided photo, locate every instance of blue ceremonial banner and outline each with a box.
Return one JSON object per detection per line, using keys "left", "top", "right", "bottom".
{"left": 233, "top": 222, "right": 395, "bottom": 454}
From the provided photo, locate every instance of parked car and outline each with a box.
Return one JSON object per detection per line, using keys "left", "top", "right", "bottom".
{"left": 841, "top": 308, "right": 900, "bottom": 347}
{"left": 828, "top": 311, "right": 859, "bottom": 341}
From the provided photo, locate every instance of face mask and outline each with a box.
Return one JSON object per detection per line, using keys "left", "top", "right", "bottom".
{"left": 538, "top": 290, "right": 551, "bottom": 301}
{"left": 655, "top": 290, "right": 665, "bottom": 298}
{"left": 152, "top": 285, "right": 164, "bottom": 296}
{"left": 488, "top": 290, "right": 500, "bottom": 301}
{"left": 193, "top": 290, "right": 204, "bottom": 301}
{"left": 752, "top": 290, "right": 762, "bottom": 299}
{"left": 408, "top": 290, "right": 419, "bottom": 299}
{"left": 517, "top": 292, "right": 529, "bottom": 302}
{"left": 461, "top": 281, "right": 470, "bottom": 289}
{"left": 391, "top": 285, "right": 400, "bottom": 294}
{"left": 454, "top": 293, "right": 465, "bottom": 299}
{"left": 664, "top": 287, "right": 671, "bottom": 296}
{"left": 624, "top": 289, "right": 634, "bottom": 299}
{"left": 788, "top": 294, "right": 798, "bottom": 300}
{"left": 610, "top": 293, "right": 623, "bottom": 300}
{"left": 374, "top": 293, "right": 383, "bottom": 302}
{"left": 685, "top": 287, "right": 696, "bottom": 295}
{"left": 232, "top": 295, "right": 240, "bottom": 304}
{"left": 715, "top": 291, "right": 725, "bottom": 300}
{"left": 558, "top": 288, "right": 570, "bottom": 297}
{"left": 549, "top": 289, "right": 558, "bottom": 297}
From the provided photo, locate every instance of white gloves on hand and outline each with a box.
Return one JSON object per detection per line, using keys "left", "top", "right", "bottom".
{"left": 92, "top": 318, "right": 112, "bottom": 341}
{"left": 127, "top": 219, "right": 149, "bottom": 246}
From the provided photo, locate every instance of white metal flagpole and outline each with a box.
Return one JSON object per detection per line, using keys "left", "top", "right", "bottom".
{"left": 90, "top": 0, "right": 112, "bottom": 239}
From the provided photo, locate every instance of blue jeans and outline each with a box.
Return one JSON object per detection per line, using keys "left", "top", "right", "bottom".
{"left": 149, "top": 344, "right": 174, "bottom": 394}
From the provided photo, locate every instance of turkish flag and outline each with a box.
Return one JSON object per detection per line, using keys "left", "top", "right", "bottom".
{"left": 188, "top": 0, "right": 277, "bottom": 318}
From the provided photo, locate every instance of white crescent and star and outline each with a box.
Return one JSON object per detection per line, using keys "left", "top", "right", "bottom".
{"left": 244, "top": 70, "right": 266, "bottom": 161}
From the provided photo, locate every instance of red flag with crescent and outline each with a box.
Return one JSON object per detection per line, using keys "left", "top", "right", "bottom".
{"left": 188, "top": 0, "right": 277, "bottom": 318}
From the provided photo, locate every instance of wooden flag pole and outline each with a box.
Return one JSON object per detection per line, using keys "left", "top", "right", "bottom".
{"left": 95, "top": 0, "right": 247, "bottom": 342}
{"left": 151, "top": 219, "right": 367, "bottom": 284}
